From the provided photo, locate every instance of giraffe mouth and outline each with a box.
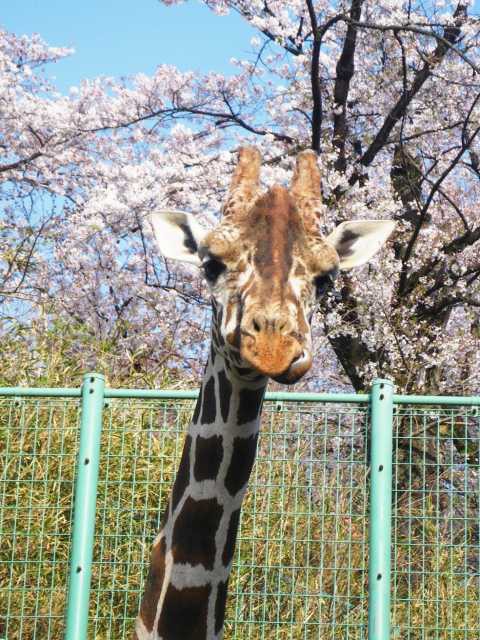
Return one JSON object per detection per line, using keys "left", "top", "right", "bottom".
{"left": 271, "top": 349, "right": 312, "bottom": 385}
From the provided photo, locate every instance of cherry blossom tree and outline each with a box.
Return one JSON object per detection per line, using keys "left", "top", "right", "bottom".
{"left": 1, "top": 0, "right": 479, "bottom": 395}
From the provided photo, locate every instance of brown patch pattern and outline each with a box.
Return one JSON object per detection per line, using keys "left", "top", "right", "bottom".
{"left": 251, "top": 186, "right": 298, "bottom": 289}
{"left": 194, "top": 434, "right": 223, "bottom": 482}
{"left": 215, "top": 306, "right": 226, "bottom": 347}
{"left": 222, "top": 508, "right": 241, "bottom": 567}
{"left": 139, "top": 537, "right": 167, "bottom": 632}
{"left": 294, "top": 262, "right": 306, "bottom": 276}
{"left": 237, "top": 387, "right": 265, "bottom": 424}
{"left": 217, "top": 369, "right": 232, "bottom": 423}
{"left": 200, "top": 376, "right": 216, "bottom": 424}
{"left": 192, "top": 386, "right": 203, "bottom": 425}
{"left": 157, "top": 583, "right": 211, "bottom": 640}
{"left": 171, "top": 435, "right": 191, "bottom": 513}
{"left": 172, "top": 496, "right": 223, "bottom": 570}
{"left": 224, "top": 434, "right": 259, "bottom": 496}
{"left": 234, "top": 366, "right": 257, "bottom": 377}
{"left": 214, "top": 581, "right": 229, "bottom": 634}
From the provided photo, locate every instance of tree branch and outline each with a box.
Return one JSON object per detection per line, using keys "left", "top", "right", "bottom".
{"left": 332, "top": 0, "right": 364, "bottom": 171}
{"left": 0, "top": 151, "right": 43, "bottom": 174}
{"left": 398, "top": 121, "right": 480, "bottom": 294}
{"left": 305, "top": 0, "right": 321, "bottom": 152}
{"left": 351, "top": 3, "right": 469, "bottom": 177}
{"left": 81, "top": 104, "right": 295, "bottom": 144}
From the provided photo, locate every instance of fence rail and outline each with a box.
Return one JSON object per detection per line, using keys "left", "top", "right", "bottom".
{"left": 0, "top": 374, "right": 479, "bottom": 640}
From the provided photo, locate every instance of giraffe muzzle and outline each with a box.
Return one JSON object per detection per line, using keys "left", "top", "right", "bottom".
{"left": 240, "top": 332, "right": 311, "bottom": 383}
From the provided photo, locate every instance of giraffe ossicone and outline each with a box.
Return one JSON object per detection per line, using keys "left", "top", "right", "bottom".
{"left": 134, "top": 147, "right": 395, "bottom": 640}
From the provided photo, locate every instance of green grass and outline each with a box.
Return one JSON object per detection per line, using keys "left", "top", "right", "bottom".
{"left": 1, "top": 398, "right": 479, "bottom": 639}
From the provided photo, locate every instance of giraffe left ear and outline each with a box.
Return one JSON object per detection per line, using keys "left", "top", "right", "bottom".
{"left": 149, "top": 210, "right": 207, "bottom": 266}
{"left": 326, "top": 220, "right": 396, "bottom": 270}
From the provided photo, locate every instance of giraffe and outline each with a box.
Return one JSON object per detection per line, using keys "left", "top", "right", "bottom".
{"left": 134, "top": 147, "right": 395, "bottom": 640}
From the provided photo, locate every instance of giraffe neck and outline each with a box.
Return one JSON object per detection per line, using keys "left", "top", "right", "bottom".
{"left": 135, "top": 348, "right": 267, "bottom": 640}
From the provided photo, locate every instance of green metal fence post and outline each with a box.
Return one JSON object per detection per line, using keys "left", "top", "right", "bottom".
{"left": 368, "top": 378, "right": 394, "bottom": 640}
{"left": 64, "top": 373, "right": 105, "bottom": 640}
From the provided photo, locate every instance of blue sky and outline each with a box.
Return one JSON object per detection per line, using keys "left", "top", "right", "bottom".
{"left": 2, "top": 0, "right": 255, "bottom": 92}
{"left": 5, "top": 1, "right": 479, "bottom": 94}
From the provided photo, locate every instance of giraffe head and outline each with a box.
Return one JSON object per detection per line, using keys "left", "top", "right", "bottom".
{"left": 151, "top": 147, "right": 394, "bottom": 384}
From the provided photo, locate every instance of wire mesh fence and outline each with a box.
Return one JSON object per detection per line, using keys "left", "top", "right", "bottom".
{"left": 0, "top": 381, "right": 479, "bottom": 640}
{"left": 0, "top": 398, "right": 79, "bottom": 640}
{"left": 391, "top": 404, "right": 480, "bottom": 638}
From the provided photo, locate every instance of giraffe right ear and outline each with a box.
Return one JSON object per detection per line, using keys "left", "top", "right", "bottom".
{"left": 149, "top": 210, "right": 207, "bottom": 266}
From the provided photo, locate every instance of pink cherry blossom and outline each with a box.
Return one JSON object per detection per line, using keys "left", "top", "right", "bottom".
{"left": 0, "top": 0, "right": 479, "bottom": 394}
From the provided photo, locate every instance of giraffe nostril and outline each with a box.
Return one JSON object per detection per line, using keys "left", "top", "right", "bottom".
{"left": 252, "top": 319, "right": 261, "bottom": 332}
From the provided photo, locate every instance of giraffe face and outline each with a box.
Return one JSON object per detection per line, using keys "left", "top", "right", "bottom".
{"left": 150, "top": 147, "right": 395, "bottom": 385}
{"left": 198, "top": 186, "right": 339, "bottom": 383}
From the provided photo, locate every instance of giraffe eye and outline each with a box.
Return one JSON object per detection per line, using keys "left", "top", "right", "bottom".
{"left": 314, "top": 269, "right": 338, "bottom": 298}
{"left": 202, "top": 258, "right": 226, "bottom": 283}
